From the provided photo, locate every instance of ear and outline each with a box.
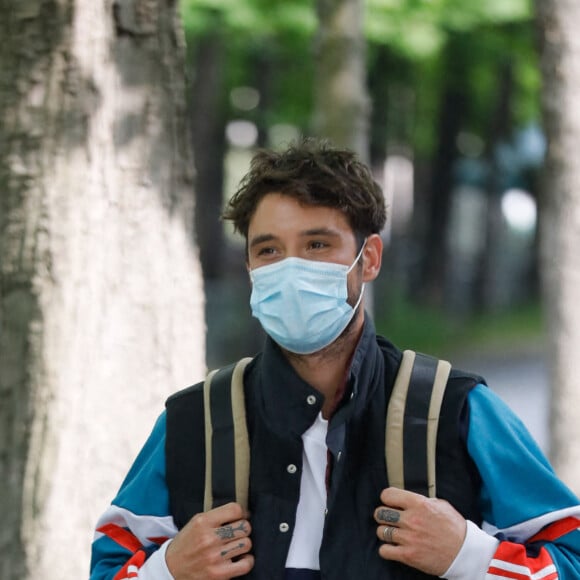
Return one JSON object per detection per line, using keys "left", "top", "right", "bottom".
{"left": 361, "top": 234, "right": 383, "bottom": 282}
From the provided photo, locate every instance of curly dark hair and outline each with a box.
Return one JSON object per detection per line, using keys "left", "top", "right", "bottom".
{"left": 222, "top": 139, "right": 387, "bottom": 240}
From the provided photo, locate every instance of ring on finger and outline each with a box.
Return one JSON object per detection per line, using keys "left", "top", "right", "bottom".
{"left": 382, "top": 525, "right": 396, "bottom": 544}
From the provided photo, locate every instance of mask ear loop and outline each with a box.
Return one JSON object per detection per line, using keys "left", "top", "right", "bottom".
{"left": 352, "top": 282, "right": 366, "bottom": 311}
{"left": 347, "top": 238, "right": 367, "bottom": 311}
{"left": 346, "top": 238, "right": 368, "bottom": 274}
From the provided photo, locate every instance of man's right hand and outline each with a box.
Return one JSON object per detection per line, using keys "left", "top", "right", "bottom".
{"left": 165, "top": 502, "right": 254, "bottom": 579}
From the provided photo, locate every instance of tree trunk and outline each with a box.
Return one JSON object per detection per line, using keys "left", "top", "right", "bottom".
{"left": 0, "top": 1, "right": 205, "bottom": 578}
{"left": 535, "top": 0, "right": 580, "bottom": 494}
{"left": 313, "top": 0, "right": 373, "bottom": 311}
{"left": 418, "top": 32, "right": 470, "bottom": 307}
{"left": 191, "top": 19, "right": 227, "bottom": 281}
{"left": 368, "top": 45, "right": 392, "bottom": 167}
{"left": 313, "top": 0, "right": 370, "bottom": 161}
{"left": 252, "top": 45, "right": 275, "bottom": 149}
{"left": 473, "top": 60, "right": 514, "bottom": 313}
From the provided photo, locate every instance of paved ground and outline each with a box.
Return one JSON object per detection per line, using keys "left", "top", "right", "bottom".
{"left": 454, "top": 344, "right": 551, "bottom": 455}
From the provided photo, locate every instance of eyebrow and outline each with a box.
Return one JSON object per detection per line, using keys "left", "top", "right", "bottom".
{"left": 248, "top": 233, "right": 277, "bottom": 249}
{"left": 248, "top": 228, "right": 341, "bottom": 249}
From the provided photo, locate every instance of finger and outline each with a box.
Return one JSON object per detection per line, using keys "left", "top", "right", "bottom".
{"left": 374, "top": 506, "right": 402, "bottom": 525}
{"left": 203, "top": 502, "right": 247, "bottom": 527}
{"left": 214, "top": 553, "right": 255, "bottom": 579}
{"left": 377, "top": 525, "right": 398, "bottom": 545}
{"left": 379, "top": 486, "right": 423, "bottom": 509}
{"left": 218, "top": 537, "right": 253, "bottom": 560}
{"left": 214, "top": 518, "right": 252, "bottom": 542}
{"left": 378, "top": 541, "right": 406, "bottom": 563}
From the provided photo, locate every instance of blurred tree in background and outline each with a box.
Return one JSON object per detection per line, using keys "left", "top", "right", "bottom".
{"left": 313, "top": 0, "right": 369, "bottom": 159}
{"left": 0, "top": 0, "right": 205, "bottom": 577}
{"left": 535, "top": 0, "right": 580, "bottom": 492}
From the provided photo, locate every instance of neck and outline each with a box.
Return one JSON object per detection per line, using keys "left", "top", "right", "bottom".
{"left": 284, "top": 311, "right": 365, "bottom": 419}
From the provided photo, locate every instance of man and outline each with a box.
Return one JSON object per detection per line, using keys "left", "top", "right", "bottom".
{"left": 91, "top": 140, "right": 580, "bottom": 579}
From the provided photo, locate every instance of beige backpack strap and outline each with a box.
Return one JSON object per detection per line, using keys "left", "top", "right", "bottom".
{"left": 203, "top": 357, "right": 253, "bottom": 512}
{"left": 231, "top": 357, "right": 252, "bottom": 511}
{"left": 427, "top": 357, "right": 451, "bottom": 497}
{"left": 203, "top": 368, "right": 219, "bottom": 512}
{"left": 385, "top": 350, "right": 415, "bottom": 492}
{"left": 385, "top": 350, "right": 451, "bottom": 498}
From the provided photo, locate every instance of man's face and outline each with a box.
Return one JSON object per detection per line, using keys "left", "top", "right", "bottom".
{"left": 247, "top": 192, "right": 359, "bottom": 272}
{"left": 246, "top": 192, "right": 383, "bottom": 353}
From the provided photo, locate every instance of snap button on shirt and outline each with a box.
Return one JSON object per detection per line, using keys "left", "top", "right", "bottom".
{"left": 287, "top": 464, "right": 298, "bottom": 474}
{"left": 279, "top": 522, "right": 290, "bottom": 533}
{"left": 306, "top": 395, "right": 317, "bottom": 405}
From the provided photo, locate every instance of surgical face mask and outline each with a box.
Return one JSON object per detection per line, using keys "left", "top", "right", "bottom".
{"left": 249, "top": 243, "right": 366, "bottom": 355}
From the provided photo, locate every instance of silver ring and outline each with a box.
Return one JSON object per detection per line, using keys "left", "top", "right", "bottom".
{"left": 383, "top": 525, "right": 395, "bottom": 544}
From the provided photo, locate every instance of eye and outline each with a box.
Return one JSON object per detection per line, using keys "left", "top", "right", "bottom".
{"left": 257, "top": 246, "right": 276, "bottom": 256}
{"left": 308, "top": 240, "right": 329, "bottom": 250}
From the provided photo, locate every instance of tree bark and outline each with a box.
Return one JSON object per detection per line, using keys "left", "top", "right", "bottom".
{"left": 0, "top": 1, "right": 205, "bottom": 577}
{"left": 535, "top": 0, "right": 580, "bottom": 493}
{"left": 473, "top": 60, "right": 514, "bottom": 313}
{"left": 313, "top": 0, "right": 373, "bottom": 311}
{"left": 313, "top": 0, "right": 370, "bottom": 161}
{"left": 191, "top": 20, "right": 227, "bottom": 281}
{"left": 418, "top": 32, "right": 470, "bottom": 307}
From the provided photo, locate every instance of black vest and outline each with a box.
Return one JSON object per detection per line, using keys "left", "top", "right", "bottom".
{"left": 166, "top": 328, "right": 483, "bottom": 580}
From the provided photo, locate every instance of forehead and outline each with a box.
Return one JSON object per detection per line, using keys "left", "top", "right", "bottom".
{"left": 248, "top": 192, "right": 353, "bottom": 238}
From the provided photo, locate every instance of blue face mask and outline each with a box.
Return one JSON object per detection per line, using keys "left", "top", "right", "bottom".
{"left": 249, "top": 244, "right": 366, "bottom": 355}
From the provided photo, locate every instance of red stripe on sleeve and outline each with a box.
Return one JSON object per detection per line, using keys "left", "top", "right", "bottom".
{"left": 528, "top": 516, "right": 580, "bottom": 543}
{"left": 490, "top": 542, "right": 558, "bottom": 579}
{"left": 113, "top": 551, "right": 146, "bottom": 580}
{"left": 487, "top": 567, "right": 532, "bottom": 580}
{"left": 97, "top": 523, "right": 143, "bottom": 553}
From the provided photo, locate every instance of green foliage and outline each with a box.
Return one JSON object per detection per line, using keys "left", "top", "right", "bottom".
{"left": 375, "top": 291, "right": 544, "bottom": 358}
{"left": 180, "top": 0, "right": 316, "bottom": 132}
{"left": 366, "top": 0, "right": 444, "bottom": 59}
{"left": 179, "top": 0, "right": 540, "bottom": 159}
{"left": 180, "top": 0, "right": 316, "bottom": 36}
{"left": 365, "top": 0, "right": 532, "bottom": 59}
{"left": 362, "top": 0, "right": 538, "bottom": 157}
{"left": 437, "top": 0, "right": 531, "bottom": 30}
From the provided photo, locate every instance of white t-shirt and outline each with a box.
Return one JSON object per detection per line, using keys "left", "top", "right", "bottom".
{"left": 285, "top": 412, "right": 329, "bottom": 570}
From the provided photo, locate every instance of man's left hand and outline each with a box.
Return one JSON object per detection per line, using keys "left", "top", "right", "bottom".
{"left": 374, "top": 487, "right": 467, "bottom": 576}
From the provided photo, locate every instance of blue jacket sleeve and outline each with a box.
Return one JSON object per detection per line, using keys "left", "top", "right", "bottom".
{"left": 90, "top": 412, "right": 178, "bottom": 579}
{"left": 467, "top": 384, "right": 580, "bottom": 578}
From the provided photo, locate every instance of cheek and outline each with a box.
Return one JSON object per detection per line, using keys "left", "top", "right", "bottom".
{"left": 346, "top": 268, "right": 364, "bottom": 304}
